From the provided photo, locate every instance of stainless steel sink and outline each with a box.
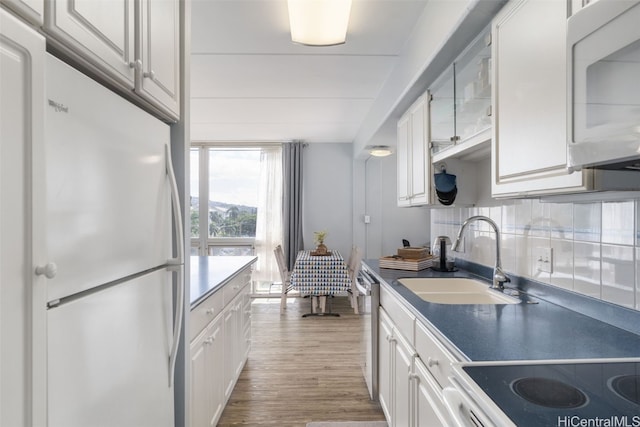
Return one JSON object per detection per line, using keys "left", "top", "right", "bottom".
{"left": 397, "top": 278, "right": 520, "bottom": 305}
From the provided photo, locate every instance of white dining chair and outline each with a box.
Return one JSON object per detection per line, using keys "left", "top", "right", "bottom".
{"left": 273, "top": 245, "right": 293, "bottom": 314}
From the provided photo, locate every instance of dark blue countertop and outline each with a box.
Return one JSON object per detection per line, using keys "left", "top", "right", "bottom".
{"left": 363, "top": 260, "right": 640, "bottom": 362}
{"left": 190, "top": 256, "right": 257, "bottom": 308}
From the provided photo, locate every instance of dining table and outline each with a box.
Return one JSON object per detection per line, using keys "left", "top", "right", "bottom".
{"left": 289, "top": 249, "right": 352, "bottom": 317}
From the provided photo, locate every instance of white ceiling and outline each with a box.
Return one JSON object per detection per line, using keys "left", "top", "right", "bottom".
{"left": 190, "top": 0, "right": 430, "bottom": 144}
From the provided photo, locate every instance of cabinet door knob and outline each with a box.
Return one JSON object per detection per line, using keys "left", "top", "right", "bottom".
{"left": 206, "top": 308, "right": 215, "bottom": 315}
{"left": 143, "top": 70, "right": 156, "bottom": 79}
{"left": 427, "top": 357, "right": 439, "bottom": 367}
{"left": 35, "top": 262, "right": 57, "bottom": 279}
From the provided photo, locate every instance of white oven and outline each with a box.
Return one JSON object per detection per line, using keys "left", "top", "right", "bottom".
{"left": 567, "top": 0, "right": 640, "bottom": 168}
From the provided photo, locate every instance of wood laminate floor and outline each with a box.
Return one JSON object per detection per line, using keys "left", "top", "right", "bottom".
{"left": 216, "top": 296, "right": 386, "bottom": 427}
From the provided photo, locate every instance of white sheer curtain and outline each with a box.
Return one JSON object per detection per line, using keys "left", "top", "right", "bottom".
{"left": 253, "top": 146, "right": 283, "bottom": 285}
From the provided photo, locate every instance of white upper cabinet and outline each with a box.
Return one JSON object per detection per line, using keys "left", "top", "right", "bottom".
{"left": 1, "top": 0, "right": 44, "bottom": 25}
{"left": 430, "top": 26, "right": 492, "bottom": 163}
{"left": 397, "top": 93, "right": 432, "bottom": 207}
{"left": 570, "top": 0, "right": 600, "bottom": 15}
{"left": 429, "top": 65, "right": 456, "bottom": 158}
{"left": 397, "top": 112, "right": 412, "bottom": 207}
{"left": 43, "top": 0, "right": 180, "bottom": 120}
{"left": 491, "top": 0, "right": 589, "bottom": 197}
{"left": 44, "top": 0, "right": 136, "bottom": 87}
{"left": 136, "top": 0, "right": 180, "bottom": 118}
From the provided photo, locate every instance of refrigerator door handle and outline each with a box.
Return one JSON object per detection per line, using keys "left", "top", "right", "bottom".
{"left": 165, "top": 144, "right": 184, "bottom": 266}
{"left": 167, "top": 264, "right": 184, "bottom": 387}
{"left": 165, "top": 143, "right": 184, "bottom": 387}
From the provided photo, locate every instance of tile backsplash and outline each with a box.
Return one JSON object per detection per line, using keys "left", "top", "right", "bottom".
{"left": 430, "top": 198, "right": 640, "bottom": 311}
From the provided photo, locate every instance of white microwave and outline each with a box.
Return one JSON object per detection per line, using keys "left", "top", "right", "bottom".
{"left": 567, "top": 0, "right": 640, "bottom": 169}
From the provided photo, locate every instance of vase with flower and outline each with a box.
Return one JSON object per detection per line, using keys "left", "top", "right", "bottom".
{"left": 313, "top": 230, "right": 329, "bottom": 255}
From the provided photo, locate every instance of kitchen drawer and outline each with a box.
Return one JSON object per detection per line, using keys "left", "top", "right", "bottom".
{"left": 190, "top": 288, "right": 224, "bottom": 341}
{"left": 380, "top": 285, "right": 415, "bottom": 345}
{"left": 415, "top": 320, "right": 457, "bottom": 388}
{"left": 223, "top": 269, "right": 251, "bottom": 305}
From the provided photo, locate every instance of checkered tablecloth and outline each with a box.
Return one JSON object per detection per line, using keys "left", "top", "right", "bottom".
{"left": 290, "top": 250, "right": 352, "bottom": 295}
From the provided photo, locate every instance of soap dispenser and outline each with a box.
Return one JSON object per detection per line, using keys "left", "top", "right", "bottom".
{"left": 431, "top": 236, "right": 456, "bottom": 272}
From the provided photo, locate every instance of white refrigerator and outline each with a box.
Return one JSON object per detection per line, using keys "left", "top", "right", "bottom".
{"left": 43, "top": 54, "right": 184, "bottom": 427}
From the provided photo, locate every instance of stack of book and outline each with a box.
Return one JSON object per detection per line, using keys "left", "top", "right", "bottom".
{"left": 379, "top": 255, "right": 433, "bottom": 271}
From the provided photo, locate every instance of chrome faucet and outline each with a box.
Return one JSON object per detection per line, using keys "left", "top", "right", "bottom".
{"left": 451, "top": 215, "right": 511, "bottom": 290}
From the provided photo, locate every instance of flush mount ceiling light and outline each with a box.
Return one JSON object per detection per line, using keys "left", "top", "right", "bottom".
{"left": 368, "top": 145, "right": 393, "bottom": 157}
{"left": 287, "top": 0, "right": 353, "bottom": 46}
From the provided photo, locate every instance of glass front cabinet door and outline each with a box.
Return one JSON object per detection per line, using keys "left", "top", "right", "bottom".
{"left": 429, "top": 26, "right": 492, "bottom": 160}
{"left": 429, "top": 64, "right": 455, "bottom": 156}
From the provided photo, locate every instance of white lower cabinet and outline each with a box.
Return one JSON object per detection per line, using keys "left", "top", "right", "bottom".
{"left": 378, "top": 308, "right": 415, "bottom": 427}
{"left": 413, "top": 358, "right": 450, "bottom": 426}
{"left": 379, "top": 308, "right": 416, "bottom": 426}
{"left": 393, "top": 330, "right": 413, "bottom": 427}
{"left": 223, "top": 283, "right": 251, "bottom": 400}
{"left": 190, "top": 269, "right": 252, "bottom": 427}
{"left": 378, "top": 310, "right": 393, "bottom": 420}
{"left": 242, "top": 287, "right": 252, "bottom": 360}
{"left": 379, "top": 287, "right": 459, "bottom": 427}
{"left": 223, "top": 296, "right": 241, "bottom": 398}
{"left": 190, "top": 314, "right": 224, "bottom": 427}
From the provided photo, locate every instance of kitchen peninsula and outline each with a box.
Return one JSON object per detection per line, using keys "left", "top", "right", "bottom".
{"left": 190, "top": 256, "right": 257, "bottom": 307}
{"left": 189, "top": 255, "right": 256, "bottom": 426}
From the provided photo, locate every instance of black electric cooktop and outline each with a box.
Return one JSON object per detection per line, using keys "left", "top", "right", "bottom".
{"left": 464, "top": 362, "right": 640, "bottom": 427}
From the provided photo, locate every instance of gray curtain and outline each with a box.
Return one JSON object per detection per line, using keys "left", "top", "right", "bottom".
{"left": 282, "top": 141, "right": 304, "bottom": 270}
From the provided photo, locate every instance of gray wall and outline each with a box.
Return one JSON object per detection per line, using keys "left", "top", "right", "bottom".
{"left": 355, "top": 152, "right": 431, "bottom": 260}
{"left": 302, "top": 143, "right": 354, "bottom": 258}
{"left": 303, "top": 143, "right": 431, "bottom": 262}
